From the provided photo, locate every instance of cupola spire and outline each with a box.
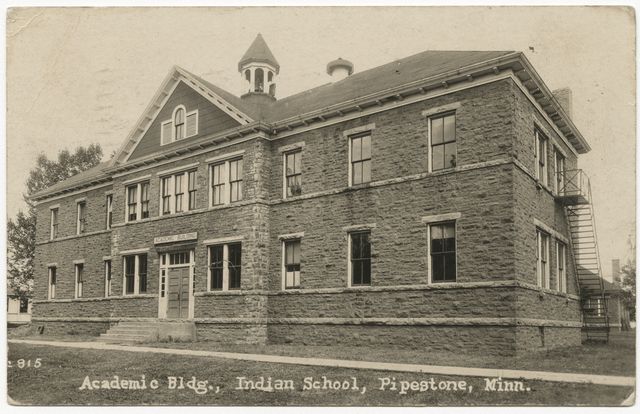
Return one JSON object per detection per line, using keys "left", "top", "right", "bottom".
{"left": 239, "top": 34, "right": 279, "bottom": 100}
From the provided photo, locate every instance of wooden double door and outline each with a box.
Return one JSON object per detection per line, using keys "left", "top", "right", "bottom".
{"left": 166, "top": 266, "right": 190, "bottom": 319}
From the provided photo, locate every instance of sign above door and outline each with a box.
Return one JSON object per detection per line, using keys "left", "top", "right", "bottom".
{"left": 154, "top": 232, "right": 198, "bottom": 245}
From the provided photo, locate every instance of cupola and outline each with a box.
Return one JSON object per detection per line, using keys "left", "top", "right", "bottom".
{"left": 239, "top": 34, "right": 279, "bottom": 101}
{"left": 327, "top": 58, "right": 354, "bottom": 81}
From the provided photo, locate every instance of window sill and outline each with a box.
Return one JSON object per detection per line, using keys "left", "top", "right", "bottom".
{"left": 195, "top": 290, "right": 245, "bottom": 296}
{"left": 37, "top": 229, "right": 112, "bottom": 245}
{"left": 347, "top": 182, "right": 372, "bottom": 191}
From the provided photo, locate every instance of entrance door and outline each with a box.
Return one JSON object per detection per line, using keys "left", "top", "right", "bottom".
{"left": 167, "top": 266, "right": 190, "bottom": 319}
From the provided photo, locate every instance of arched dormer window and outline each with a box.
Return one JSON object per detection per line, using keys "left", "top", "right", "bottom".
{"left": 174, "top": 107, "right": 185, "bottom": 140}
{"left": 160, "top": 105, "right": 199, "bottom": 145}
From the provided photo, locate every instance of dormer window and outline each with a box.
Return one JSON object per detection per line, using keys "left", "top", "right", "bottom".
{"left": 174, "top": 107, "right": 185, "bottom": 139}
{"left": 161, "top": 105, "right": 198, "bottom": 145}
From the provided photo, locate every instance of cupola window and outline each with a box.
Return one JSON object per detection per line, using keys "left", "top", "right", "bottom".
{"left": 255, "top": 68, "right": 264, "bottom": 93}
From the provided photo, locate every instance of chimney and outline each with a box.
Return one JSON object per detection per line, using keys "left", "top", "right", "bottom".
{"left": 552, "top": 88, "right": 573, "bottom": 118}
{"left": 612, "top": 259, "right": 621, "bottom": 284}
{"left": 327, "top": 58, "right": 354, "bottom": 81}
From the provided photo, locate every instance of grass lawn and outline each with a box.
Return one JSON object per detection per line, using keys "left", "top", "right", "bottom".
{"left": 7, "top": 342, "right": 634, "bottom": 406}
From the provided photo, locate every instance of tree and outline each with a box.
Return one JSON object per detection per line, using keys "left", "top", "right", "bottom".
{"left": 7, "top": 144, "right": 103, "bottom": 299}
{"left": 620, "top": 260, "right": 636, "bottom": 322}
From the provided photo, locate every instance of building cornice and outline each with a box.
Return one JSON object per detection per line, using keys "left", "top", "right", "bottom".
{"left": 30, "top": 53, "right": 588, "bottom": 203}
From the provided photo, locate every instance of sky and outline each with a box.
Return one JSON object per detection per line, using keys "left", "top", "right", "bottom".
{"left": 5, "top": 6, "right": 636, "bottom": 276}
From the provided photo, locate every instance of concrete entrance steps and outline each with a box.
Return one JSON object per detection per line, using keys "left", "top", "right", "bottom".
{"left": 99, "top": 320, "right": 196, "bottom": 344}
{"left": 99, "top": 321, "right": 159, "bottom": 343}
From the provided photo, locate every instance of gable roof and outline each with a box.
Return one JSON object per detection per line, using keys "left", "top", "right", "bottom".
{"left": 238, "top": 33, "right": 280, "bottom": 72}
{"left": 31, "top": 48, "right": 591, "bottom": 201}
{"left": 109, "top": 66, "right": 256, "bottom": 166}
{"left": 263, "top": 50, "right": 514, "bottom": 123}
{"left": 30, "top": 161, "right": 111, "bottom": 200}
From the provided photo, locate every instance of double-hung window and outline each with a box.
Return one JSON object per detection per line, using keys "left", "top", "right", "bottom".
{"left": 350, "top": 134, "right": 371, "bottom": 186}
{"left": 105, "top": 194, "right": 113, "bottom": 229}
{"left": 228, "top": 243, "right": 242, "bottom": 289}
{"left": 174, "top": 174, "right": 184, "bottom": 213}
{"left": 188, "top": 170, "right": 197, "bottom": 210}
{"left": 536, "top": 229, "right": 550, "bottom": 288}
{"left": 229, "top": 159, "right": 243, "bottom": 203}
{"left": 430, "top": 112, "right": 457, "bottom": 171}
{"left": 207, "top": 242, "right": 242, "bottom": 291}
{"left": 160, "top": 170, "right": 197, "bottom": 215}
{"left": 127, "top": 185, "right": 138, "bottom": 221}
{"left": 76, "top": 201, "right": 86, "bottom": 234}
{"left": 104, "top": 260, "right": 112, "bottom": 297}
{"left": 283, "top": 239, "right": 301, "bottom": 289}
{"left": 123, "top": 254, "right": 148, "bottom": 295}
{"left": 126, "top": 181, "right": 150, "bottom": 222}
{"left": 557, "top": 241, "right": 567, "bottom": 293}
{"left": 50, "top": 208, "right": 59, "bottom": 240}
{"left": 429, "top": 221, "right": 457, "bottom": 282}
{"left": 74, "top": 263, "right": 84, "bottom": 298}
{"left": 535, "top": 129, "right": 548, "bottom": 186}
{"left": 210, "top": 157, "right": 243, "bottom": 206}
{"left": 161, "top": 177, "right": 171, "bottom": 215}
{"left": 555, "top": 150, "right": 565, "bottom": 195}
{"left": 284, "top": 150, "right": 302, "bottom": 197}
{"left": 211, "top": 163, "right": 225, "bottom": 206}
{"left": 349, "top": 231, "right": 371, "bottom": 286}
{"left": 140, "top": 182, "right": 150, "bottom": 219}
{"left": 209, "top": 245, "right": 224, "bottom": 290}
{"left": 48, "top": 266, "right": 56, "bottom": 300}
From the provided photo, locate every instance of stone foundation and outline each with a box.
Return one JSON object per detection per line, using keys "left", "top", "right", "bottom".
{"left": 32, "top": 320, "right": 111, "bottom": 337}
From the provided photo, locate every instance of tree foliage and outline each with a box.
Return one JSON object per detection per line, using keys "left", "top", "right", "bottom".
{"left": 7, "top": 144, "right": 103, "bottom": 299}
{"left": 620, "top": 259, "right": 636, "bottom": 321}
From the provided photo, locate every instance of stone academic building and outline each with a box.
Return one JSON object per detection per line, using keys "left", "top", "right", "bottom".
{"left": 31, "top": 35, "right": 609, "bottom": 354}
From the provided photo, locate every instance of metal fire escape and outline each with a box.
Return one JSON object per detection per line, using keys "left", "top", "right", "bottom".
{"left": 557, "top": 169, "right": 609, "bottom": 343}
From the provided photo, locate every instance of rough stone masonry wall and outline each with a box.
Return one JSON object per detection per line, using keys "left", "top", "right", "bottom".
{"left": 267, "top": 324, "right": 518, "bottom": 355}
{"left": 267, "top": 286, "right": 517, "bottom": 319}
{"left": 33, "top": 232, "right": 112, "bottom": 300}
{"left": 35, "top": 184, "right": 113, "bottom": 243}
{"left": 34, "top": 296, "right": 157, "bottom": 318}
{"left": 267, "top": 80, "right": 519, "bottom": 290}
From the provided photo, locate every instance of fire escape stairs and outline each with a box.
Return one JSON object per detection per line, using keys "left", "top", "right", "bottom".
{"left": 559, "top": 169, "right": 609, "bottom": 343}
